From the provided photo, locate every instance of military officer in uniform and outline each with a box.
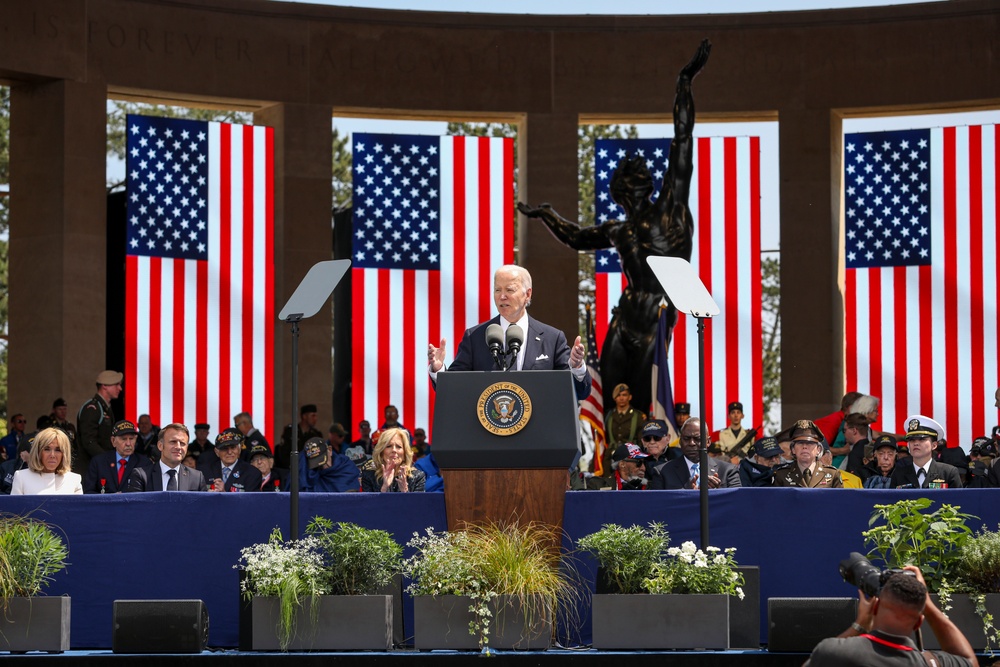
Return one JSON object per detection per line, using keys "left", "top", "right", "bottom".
{"left": 601, "top": 383, "right": 647, "bottom": 476}
{"left": 772, "top": 419, "right": 843, "bottom": 488}
{"left": 48, "top": 398, "right": 77, "bottom": 445}
{"left": 889, "top": 415, "right": 963, "bottom": 489}
{"left": 74, "top": 370, "right": 122, "bottom": 475}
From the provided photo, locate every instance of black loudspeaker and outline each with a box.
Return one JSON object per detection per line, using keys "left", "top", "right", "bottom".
{"left": 730, "top": 566, "right": 761, "bottom": 649}
{"left": 767, "top": 597, "right": 857, "bottom": 652}
{"left": 113, "top": 599, "right": 209, "bottom": 653}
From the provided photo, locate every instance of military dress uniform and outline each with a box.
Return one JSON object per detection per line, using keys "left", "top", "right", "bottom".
{"left": 74, "top": 394, "right": 115, "bottom": 475}
{"left": 772, "top": 462, "right": 843, "bottom": 488}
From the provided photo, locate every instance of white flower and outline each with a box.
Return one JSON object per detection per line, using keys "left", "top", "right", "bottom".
{"left": 667, "top": 547, "right": 681, "bottom": 557}
{"left": 713, "top": 554, "right": 727, "bottom": 565}
{"left": 736, "top": 586, "right": 745, "bottom": 601}
{"left": 706, "top": 546, "right": 721, "bottom": 553}
{"left": 681, "top": 541, "right": 697, "bottom": 555}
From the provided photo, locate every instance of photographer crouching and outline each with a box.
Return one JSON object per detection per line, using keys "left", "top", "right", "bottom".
{"left": 806, "top": 554, "right": 978, "bottom": 667}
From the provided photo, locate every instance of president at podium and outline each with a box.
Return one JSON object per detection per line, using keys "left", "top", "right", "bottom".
{"left": 428, "top": 264, "right": 590, "bottom": 401}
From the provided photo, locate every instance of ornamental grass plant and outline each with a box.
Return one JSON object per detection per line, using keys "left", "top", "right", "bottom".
{"left": 405, "top": 521, "right": 581, "bottom": 649}
{"left": 0, "top": 514, "right": 69, "bottom": 606}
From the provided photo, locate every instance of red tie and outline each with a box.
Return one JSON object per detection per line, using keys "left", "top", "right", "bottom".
{"left": 117, "top": 459, "right": 127, "bottom": 485}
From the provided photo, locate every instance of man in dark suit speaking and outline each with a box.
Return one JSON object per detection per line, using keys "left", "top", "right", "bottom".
{"left": 427, "top": 265, "right": 590, "bottom": 401}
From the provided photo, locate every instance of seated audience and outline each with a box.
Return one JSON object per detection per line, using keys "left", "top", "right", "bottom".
{"left": 11, "top": 427, "right": 83, "bottom": 495}
{"left": 772, "top": 420, "right": 843, "bottom": 488}
{"left": 83, "top": 420, "right": 150, "bottom": 494}
{"left": 863, "top": 435, "right": 900, "bottom": 489}
{"left": 249, "top": 443, "right": 287, "bottom": 492}
{"left": 609, "top": 443, "right": 649, "bottom": 490}
{"left": 738, "top": 436, "right": 783, "bottom": 487}
{"left": 1, "top": 432, "right": 35, "bottom": 494}
{"left": 821, "top": 444, "right": 862, "bottom": 488}
{"left": 201, "top": 428, "right": 262, "bottom": 492}
{"left": 889, "top": 416, "right": 962, "bottom": 489}
{"left": 651, "top": 417, "right": 741, "bottom": 489}
{"left": 126, "top": 423, "right": 208, "bottom": 491}
{"left": 300, "top": 437, "right": 360, "bottom": 492}
{"left": 640, "top": 419, "right": 674, "bottom": 486}
{"left": 361, "top": 428, "right": 425, "bottom": 492}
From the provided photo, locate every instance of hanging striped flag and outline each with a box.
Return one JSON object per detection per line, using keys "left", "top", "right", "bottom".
{"left": 350, "top": 133, "right": 514, "bottom": 438}
{"left": 650, "top": 303, "right": 679, "bottom": 441}
{"left": 125, "top": 114, "right": 274, "bottom": 440}
{"left": 595, "top": 134, "right": 763, "bottom": 433}
{"left": 579, "top": 306, "right": 608, "bottom": 475}
{"left": 843, "top": 116, "right": 1000, "bottom": 450}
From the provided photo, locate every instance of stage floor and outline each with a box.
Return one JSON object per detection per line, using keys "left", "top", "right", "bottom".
{"left": 4, "top": 649, "right": 812, "bottom": 667}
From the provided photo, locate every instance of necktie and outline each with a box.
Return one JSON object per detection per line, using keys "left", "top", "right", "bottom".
{"left": 117, "top": 458, "right": 127, "bottom": 484}
{"left": 166, "top": 468, "right": 178, "bottom": 491}
{"left": 917, "top": 468, "right": 926, "bottom": 487}
{"left": 691, "top": 463, "right": 700, "bottom": 489}
{"left": 222, "top": 467, "right": 231, "bottom": 484}
{"left": 803, "top": 468, "right": 813, "bottom": 484}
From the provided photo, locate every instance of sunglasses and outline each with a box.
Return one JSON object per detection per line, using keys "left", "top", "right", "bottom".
{"left": 642, "top": 435, "right": 664, "bottom": 442}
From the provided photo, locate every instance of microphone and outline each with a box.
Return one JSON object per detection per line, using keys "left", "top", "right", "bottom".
{"left": 486, "top": 323, "right": 505, "bottom": 370}
{"left": 505, "top": 324, "right": 524, "bottom": 371}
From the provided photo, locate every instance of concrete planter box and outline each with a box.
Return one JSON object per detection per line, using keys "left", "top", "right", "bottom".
{"left": 414, "top": 595, "right": 552, "bottom": 650}
{"left": 251, "top": 595, "right": 392, "bottom": 651}
{"left": 925, "top": 593, "right": 1000, "bottom": 652}
{"left": 0, "top": 596, "right": 70, "bottom": 653}
{"left": 592, "top": 594, "right": 730, "bottom": 650}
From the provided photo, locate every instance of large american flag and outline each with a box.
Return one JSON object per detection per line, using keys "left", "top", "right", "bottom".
{"left": 843, "top": 114, "right": 1000, "bottom": 450}
{"left": 595, "top": 134, "right": 764, "bottom": 433}
{"left": 350, "top": 133, "right": 514, "bottom": 437}
{"left": 125, "top": 115, "right": 274, "bottom": 439}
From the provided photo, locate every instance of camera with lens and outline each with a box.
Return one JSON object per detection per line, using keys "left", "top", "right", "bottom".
{"left": 839, "top": 552, "right": 912, "bottom": 598}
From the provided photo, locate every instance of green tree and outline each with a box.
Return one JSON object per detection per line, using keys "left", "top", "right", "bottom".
{"left": 761, "top": 255, "right": 781, "bottom": 431}
{"left": 331, "top": 127, "right": 352, "bottom": 212}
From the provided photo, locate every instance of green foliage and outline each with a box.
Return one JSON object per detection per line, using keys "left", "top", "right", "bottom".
{"left": 305, "top": 517, "right": 402, "bottom": 596}
{"left": 955, "top": 524, "right": 1000, "bottom": 595}
{"left": 644, "top": 542, "right": 745, "bottom": 597}
{"left": 0, "top": 514, "right": 69, "bottom": 601}
{"left": 863, "top": 498, "right": 976, "bottom": 593}
{"left": 405, "top": 522, "right": 580, "bottom": 649}
{"left": 331, "top": 127, "right": 352, "bottom": 211}
{"left": 576, "top": 522, "right": 669, "bottom": 594}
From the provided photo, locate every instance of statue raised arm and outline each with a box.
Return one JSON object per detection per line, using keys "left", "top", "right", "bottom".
{"left": 518, "top": 39, "right": 711, "bottom": 420}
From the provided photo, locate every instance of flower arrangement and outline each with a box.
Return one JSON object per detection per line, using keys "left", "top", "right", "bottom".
{"left": 404, "top": 522, "right": 579, "bottom": 650}
{"left": 576, "top": 522, "right": 669, "bottom": 594}
{"left": 236, "top": 518, "right": 404, "bottom": 650}
{"left": 644, "top": 541, "right": 745, "bottom": 599}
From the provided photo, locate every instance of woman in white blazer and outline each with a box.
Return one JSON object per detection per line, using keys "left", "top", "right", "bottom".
{"left": 11, "top": 427, "right": 83, "bottom": 495}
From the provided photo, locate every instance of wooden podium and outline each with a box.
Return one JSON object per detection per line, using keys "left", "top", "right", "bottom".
{"left": 431, "top": 371, "right": 581, "bottom": 533}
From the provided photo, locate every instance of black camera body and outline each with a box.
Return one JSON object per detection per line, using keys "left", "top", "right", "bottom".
{"left": 839, "top": 552, "right": 911, "bottom": 598}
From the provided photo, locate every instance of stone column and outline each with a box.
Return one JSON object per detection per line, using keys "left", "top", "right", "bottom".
{"left": 253, "top": 103, "right": 333, "bottom": 438}
{"left": 518, "top": 112, "right": 581, "bottom": 341}
{"left": 8, "top": 77, "right": 108, "bottom": 422}
{"left": 778, "top": 107, "right": 841, "bottom": 421}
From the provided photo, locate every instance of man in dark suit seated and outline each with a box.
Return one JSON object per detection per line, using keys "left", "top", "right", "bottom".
{"left": 890, "top": 415, "right": 963, "bottom": 489}
{"left": 651, "top": 417, "right": 741, "bottom": 489}
{"left": 83, "top": 420, "right": 150, "bottom": 494}
{"left": 426, "top": 265, "right": 591, "bottom": 401}
{"left": 200, "top": 428, "right": 263, "bottom": 492}
{"left": 126, "top": 423, "right": 208, "bottom": 492}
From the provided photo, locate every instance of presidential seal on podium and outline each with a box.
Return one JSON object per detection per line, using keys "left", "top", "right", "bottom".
{"left": 477, "top": 381, "right": 533, "bottom": 435}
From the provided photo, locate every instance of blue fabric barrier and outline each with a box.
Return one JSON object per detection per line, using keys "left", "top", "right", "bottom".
{"left": 1, "top": 488, "right": 997, "bottom": 647}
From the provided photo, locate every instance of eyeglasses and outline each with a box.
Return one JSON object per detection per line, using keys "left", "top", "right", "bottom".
{"left": 642, "top": 435, "right": 664, "bottom": 442}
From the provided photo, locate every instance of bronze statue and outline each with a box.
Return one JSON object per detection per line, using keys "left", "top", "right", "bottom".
{"left": 517, "top": 39, "right": 711, "bottom": 417}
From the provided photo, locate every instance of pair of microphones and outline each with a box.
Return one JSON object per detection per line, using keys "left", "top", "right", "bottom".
{"left": 485, "top": 323, "right": 524, "bottom": 371}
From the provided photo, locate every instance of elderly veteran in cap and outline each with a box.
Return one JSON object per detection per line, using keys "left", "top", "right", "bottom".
{"left": 609, "top": 443, "right": 649, "bottom": 490}
{"left": 738, "top": 436, "right": 784, "bottom": 487}
{"left": 638, "top": 418, "right": 674, "bottom": 485}
{"left": 653, "top": 417, "right": 741, "bottom": 489}
{"left": 863, "top": 435, "right": 901, "bottom": 489}
{"left": 249, "top": 443, "right": 287, "bottom": 492}
{"left": 890, "top": 416, "right": 963, "bottom": 489}
{"left": 83, "top": 420, "right": 150, "bottom": 494}
{"left": 772, "top": 420, "right": 843, "bottom": 488}
{"left": 601, "top": 383, "right": 647, "bottom": 477}
{"left": 200, "top": 428, "right": 262, "bottom": 492}
{"left": 300, "top": 436, "right": 361, "bottom": 492}
{"left": 73, "top": 370, "right": 123, "bottom": 475}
